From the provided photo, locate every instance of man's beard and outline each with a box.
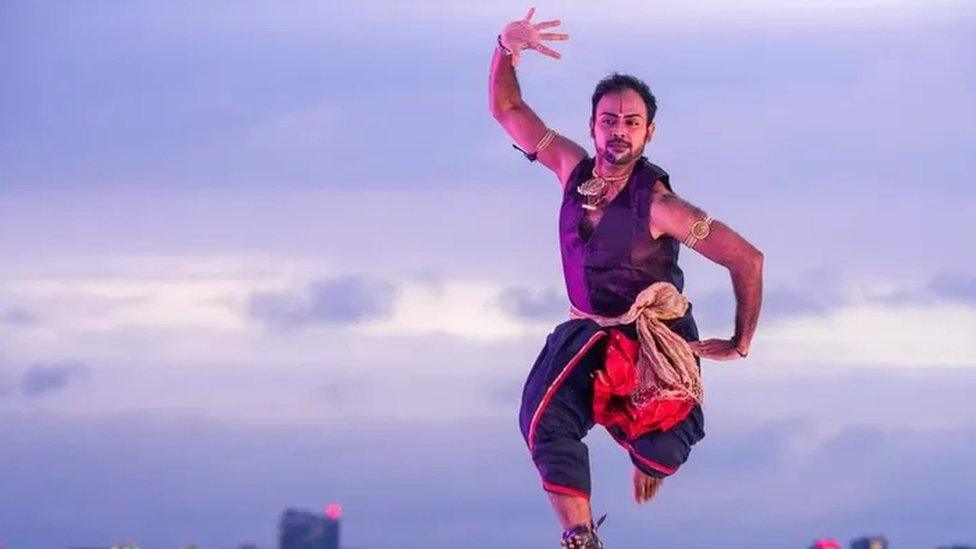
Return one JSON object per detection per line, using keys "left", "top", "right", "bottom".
{"left": 600, "top": 141, "right": 644, "bottom": 165}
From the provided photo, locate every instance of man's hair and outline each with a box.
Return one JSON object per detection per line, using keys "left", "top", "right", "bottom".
{"left": 590, "top": 73, "right": 657, "bottom": 124}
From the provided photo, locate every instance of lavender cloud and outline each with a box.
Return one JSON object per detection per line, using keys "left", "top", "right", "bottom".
{"left": 20, "top": 360, "right": 90, "bottom": 397}
{"left": 247, "top": 276, "right": 397, "bottom": 329}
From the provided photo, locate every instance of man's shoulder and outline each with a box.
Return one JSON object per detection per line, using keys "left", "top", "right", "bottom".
{"left": 640, "top": 158, "right": 671, "bottom": 191}
{"left": 570, "top": 155, "right": 593, "bottom": 177}
{"left": 559, "top": 155, "right": 594, "bottom": 189}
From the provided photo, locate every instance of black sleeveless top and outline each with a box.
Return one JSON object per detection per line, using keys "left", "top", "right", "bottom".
{"left": 558, "top": 156, "right": 697, "bottom": 339}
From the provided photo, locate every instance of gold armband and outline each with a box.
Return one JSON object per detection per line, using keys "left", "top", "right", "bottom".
{"left": 683, "top": 215, "right": 713, "bottom": 248}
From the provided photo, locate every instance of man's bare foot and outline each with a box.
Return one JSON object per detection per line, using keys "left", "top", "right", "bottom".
{"left": 632, "top": 466, "right": 664, "bottom": 504}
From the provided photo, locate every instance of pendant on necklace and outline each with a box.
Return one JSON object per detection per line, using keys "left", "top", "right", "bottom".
{"left": 577, "top": 176, "right": 607, "bottom": 211}
{"left": 577, "top": 164, "right": 633, "bottom": 211}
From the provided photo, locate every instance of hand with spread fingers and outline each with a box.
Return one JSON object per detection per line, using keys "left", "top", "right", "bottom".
{"left": 499, "top": 7, "right": 569, "bottom": 67}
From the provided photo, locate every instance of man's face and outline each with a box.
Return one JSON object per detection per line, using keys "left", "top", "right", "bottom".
{"left": 590, "top": 88, "right": 654, "bottom": 166}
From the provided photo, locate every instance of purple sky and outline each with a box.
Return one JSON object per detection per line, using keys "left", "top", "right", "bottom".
{"left": 1, "top": 2, "right": 975, "bottom": 547}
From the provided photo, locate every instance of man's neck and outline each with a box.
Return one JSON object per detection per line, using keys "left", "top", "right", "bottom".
{"left": 595, "top": 156, "right": 639, "bottom": 179}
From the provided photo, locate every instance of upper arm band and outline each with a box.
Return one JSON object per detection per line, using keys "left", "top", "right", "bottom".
{"left": 683, "top": 215, "right": 714, "bottom": 248}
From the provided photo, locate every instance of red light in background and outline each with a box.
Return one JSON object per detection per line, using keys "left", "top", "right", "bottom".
{"left": 325, "top": 503, "right": 342, "bottom": 520}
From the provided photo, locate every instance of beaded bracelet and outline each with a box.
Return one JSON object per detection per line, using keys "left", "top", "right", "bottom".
{"left": 496, "top": 34, "right": 513, "bottom": 56}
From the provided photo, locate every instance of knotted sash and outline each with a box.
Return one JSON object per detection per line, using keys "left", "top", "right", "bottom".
{"left": 569, "top": 282, "right": 702, "bottom": 439}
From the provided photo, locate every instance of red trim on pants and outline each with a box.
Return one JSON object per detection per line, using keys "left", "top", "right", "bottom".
{"left": 527, "top": 331, "right": 607, "bottom": 454}
{"left": 542, "top": 480, "right": 590, "bottom": 500}
{"left": 606, "top": 430, "right": 678, "bottom": 475}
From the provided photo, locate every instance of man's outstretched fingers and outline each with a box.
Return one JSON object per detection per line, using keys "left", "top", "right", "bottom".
{"left": 534, "top": 19, "right": 562, "bottom": 30}
{"left": 523, "top": 6, "right": 536, "bottom": 21}
{"left": 539, "top": 32, "right": 569, "bottom": 41}
{"left": 534, "top": 43, "right": 562, "bottom": 59}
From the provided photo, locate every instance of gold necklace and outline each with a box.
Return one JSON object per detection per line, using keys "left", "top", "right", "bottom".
{"left": 577, "top": 165, "right": 633, "bottom": 211}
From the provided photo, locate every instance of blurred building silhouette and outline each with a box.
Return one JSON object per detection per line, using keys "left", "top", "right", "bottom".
{"left": 279, "top": 506, "right": 340, "bottom": 549}
{"left": 851, "top": 536, "right": 888, "bottom": 549}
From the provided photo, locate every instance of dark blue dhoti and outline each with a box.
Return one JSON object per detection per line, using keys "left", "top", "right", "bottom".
{"left": 518, "top": 318, "right": 706, "bottom": 499}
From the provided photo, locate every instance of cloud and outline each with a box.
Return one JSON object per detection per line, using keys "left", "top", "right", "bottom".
{"left": 19, "top": 361, "right": 90, "bottom": 397}
{"left": 857, "top": 273, "right": 976, "bottom": 306}
{"left": 762, "top": 287, "right": 832, "bottom": 319}
{"left": 684, "top": 271, "right": 976, "bottom": 368}
{"left": 693, "top": 285, "right": 831, "bottom": 330}
{"left": 247, "top": 275, "right": 397, "bottom": 329}
{"left": 496, "top": 286, "right": 568, "bottom": 320}
{"left": 758, "top": 302, "right": 976, "bottom": 367}
{"left": 0, "top": 307, "right": 37, "bottom": 326}
{"left": 356, "top": 279, "right": 532, "bottom": 341}
{"left": 929, "top": 273, "right": 976, "bottom": 304}
{"left": 689, "top": 269, "right": 845, "bottom": 332}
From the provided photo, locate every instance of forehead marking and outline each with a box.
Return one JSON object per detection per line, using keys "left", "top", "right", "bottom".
{"left": 597, "top": 89, "right": 646, "bottom": 118}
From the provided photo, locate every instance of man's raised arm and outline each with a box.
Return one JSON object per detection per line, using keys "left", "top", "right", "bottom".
{"left": 488, "top": 8, "right": 586, "bottom": 188}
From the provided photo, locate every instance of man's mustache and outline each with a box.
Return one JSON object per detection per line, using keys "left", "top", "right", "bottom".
{"left": 607, "top": 140, "right": 630, "bottom": 147}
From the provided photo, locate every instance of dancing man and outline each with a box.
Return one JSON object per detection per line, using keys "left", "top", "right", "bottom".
{"left": 489, "top": 8, "right": 764, "bottom": 548}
